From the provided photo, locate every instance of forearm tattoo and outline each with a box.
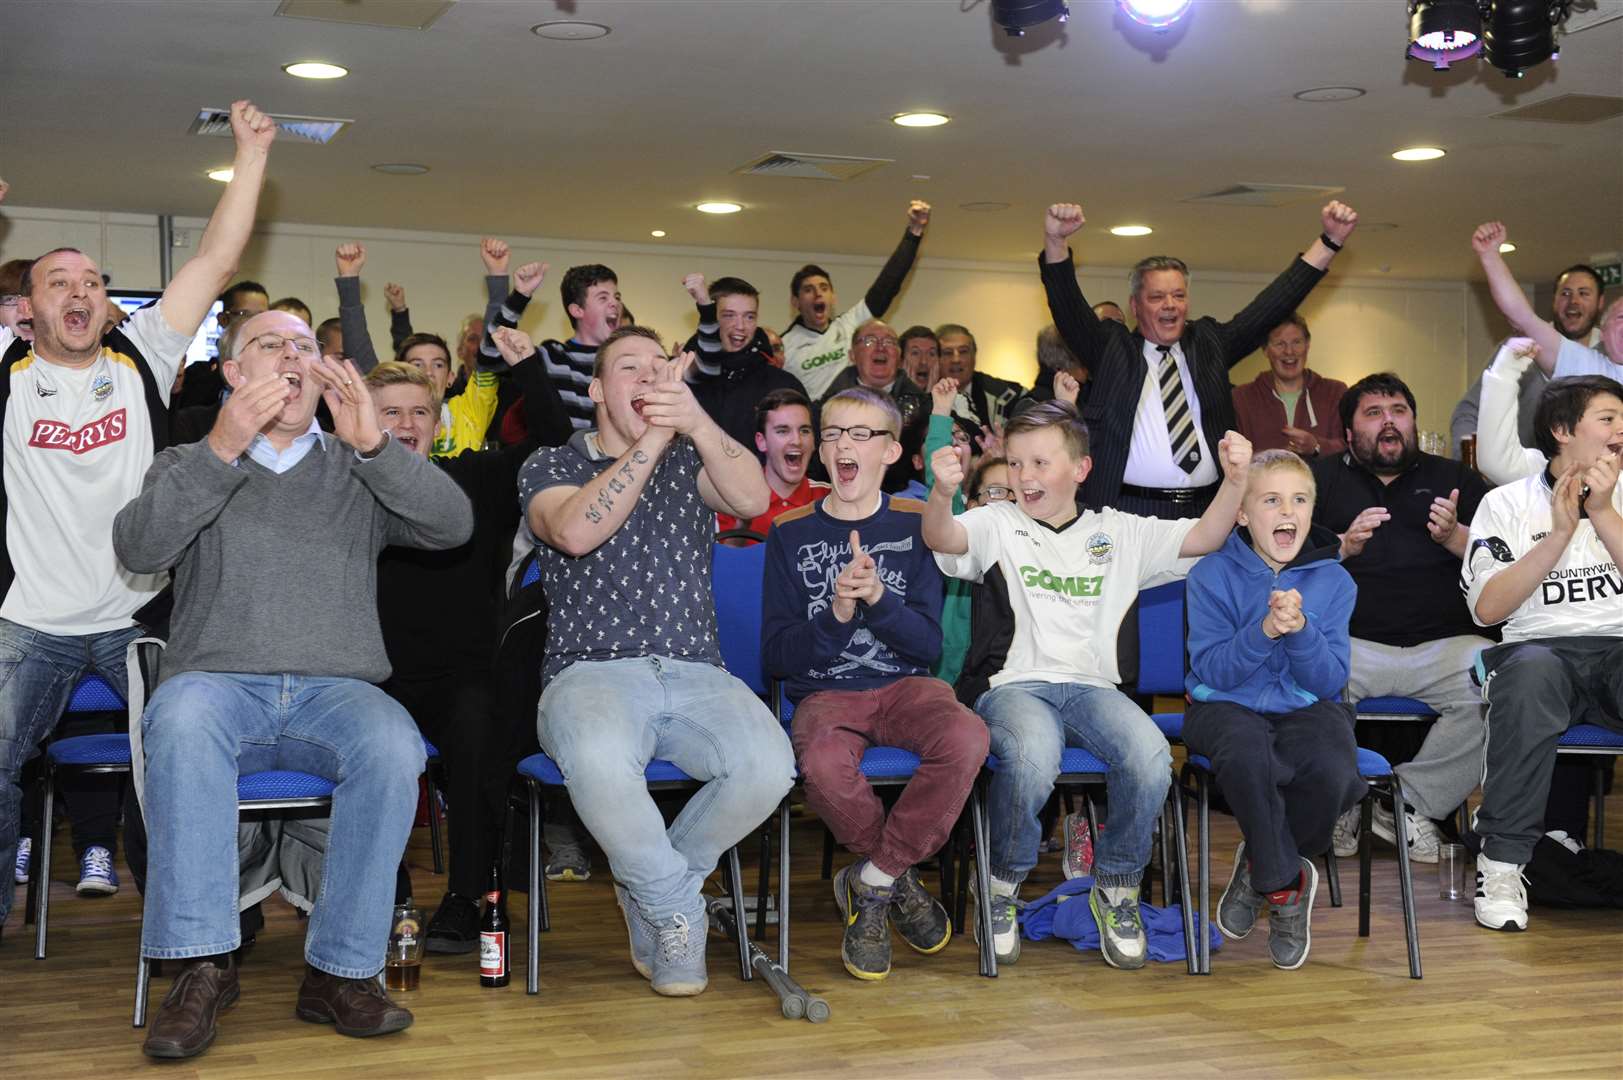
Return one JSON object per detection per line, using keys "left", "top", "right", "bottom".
{"left": 583, "top": 449, "right": 651, "bottom": 525}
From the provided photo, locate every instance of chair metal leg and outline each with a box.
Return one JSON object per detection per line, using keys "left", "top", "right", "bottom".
{"left": 1325, "top": 849, "right": 1343, "bottom": 908}
{"left": 1357, "top": 795, "right": 1373, "bottom": 938}
{"left": 954, "top": 819, "right": 971, "bottom": 934}
{"left": 526, "top": 781, "right": 542, "bottom": 995}
{"left": 1594, "top": 765, "right": 1606, "bottom": 849}
{"left": 820, "top": 826, "right": 834, "bottom": 880}
{"left": 1169, "top": 784, "right": 1197, "bottom": 976}
{"left": 425, "top": 774, "right": 445, "bottom": 875}
{"left": 133, "top": 953, "right": 150, "bottom": 1028}
{"left": 34, "top": 766, "right": 56, "bottom": 960}
{"left": 1390, "top": 778, "right": 1423, "bottom": 980}
{"left": 1197, "top": 771, "right": 1211, "bottom": 976}
{"left": 969, "top": 779, "right": 997, "bottom": 978}
{"left": 778, "top": 800, "right": 792, "bottom": 973}
{"left": 726, "top": 846, "right": 752, "bottom": 982}
{"left": 755, "top": 820, "right": 772, "bottom": 942}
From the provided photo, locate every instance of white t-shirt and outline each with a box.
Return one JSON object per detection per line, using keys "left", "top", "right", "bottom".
{"left": 1551, "top": 337, "right": 1622, "bottom": 382}
{"left": 1123, "top": 340, "right": 1219, "bottom": 488}
{"left": 1462, "top": 471, "right": 1623, "bottom": 642}
{"left": 3, "top": 303, "right": 189, "bottom": 635}
{"left": 782, "top": 299, "right": 873, "bottom": 401}
{"left": 934, "top": 500, "right": 1197, "bottom": 688}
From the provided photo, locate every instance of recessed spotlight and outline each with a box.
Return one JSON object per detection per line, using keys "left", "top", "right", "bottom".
{"left": 1292, "top": 86, "right": 1366, "bottom": 102}
{"left": 1499, "top": 241, "right": 1517, "bottom": 253}
{"left": 650, "top": 230, "right": 667, "bottom": 238}
{"left": 1392, "top": 146, "right": 1446, "bottom": 161}
{"left": 893, "top": 112, "right": 950, "bottom": 128}
{"left": 207, "top": 167, "right": 234, "bottom": 183}
{"left": 282, "top": 61, "right": 348, "bottom": 80}
{"left": 1110, "top": 224, "right": 1153, "bottom": 237}
{"left": 695, "top": 202, "right": 742, "bottom": 215}
{"left": 1120, "top": 0, "right": 1194, "bottom": 30}
{"left": 371, "top": 163, "right": 430, "bottom": 175}
{"left": 531, "top": 20, "right": 611, "bottom": 40}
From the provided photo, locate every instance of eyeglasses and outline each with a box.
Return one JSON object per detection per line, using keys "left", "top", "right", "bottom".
{"left": 244, "top": 333, "right": 319, "bottom": 356}
{"left": 819, "top": 425, "right": 895, "bottom": 443}
{"left": 855, "top": 335, "right": 899, "bottom": 350}
{"left": 979, "top": 485, "right": 1014, "bottom": 503}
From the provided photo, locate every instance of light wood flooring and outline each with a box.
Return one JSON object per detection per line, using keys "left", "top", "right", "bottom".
{"left": 4, "top": 788, "right": 1621, "bottom": 1079}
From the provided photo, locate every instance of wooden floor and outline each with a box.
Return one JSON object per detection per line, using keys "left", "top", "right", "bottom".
{"left": 5, "top": 791, "right": 1622, "bottom": 1080}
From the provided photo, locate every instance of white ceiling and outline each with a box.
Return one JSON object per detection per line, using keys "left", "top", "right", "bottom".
{"left": 2, "top": 0, "right": 1620, "bottom": 282}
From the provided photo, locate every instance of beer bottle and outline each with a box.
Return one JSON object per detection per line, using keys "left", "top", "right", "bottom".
{"left": 479, "top": 858, "right": 510, "bottom": 988}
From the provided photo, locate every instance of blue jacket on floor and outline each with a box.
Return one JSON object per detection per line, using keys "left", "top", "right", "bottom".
{"left": 1020, "top": 878, "right": 1221, "bottom": 961}
{"left": 1185, "top": 525, "right": 1355, "bottom": 715}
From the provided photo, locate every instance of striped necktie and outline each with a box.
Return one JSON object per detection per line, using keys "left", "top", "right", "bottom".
{"left": 1157, "top": 344, "right": 1201, "bottom": 474}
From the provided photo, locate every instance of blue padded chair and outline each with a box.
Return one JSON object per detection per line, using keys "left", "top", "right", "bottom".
{"left": 1556, "top": 723, "right": 1623, "bottom": 847}
{"left": 28, "top": 675, "right": 131, "bottom": 960}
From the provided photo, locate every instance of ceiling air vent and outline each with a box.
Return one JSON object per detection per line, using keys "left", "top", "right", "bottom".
{"left": 1492, "top": 94, "right": 1623, "bottom": 124}
{"left": 275, "top": 0, "right": 453, "bottom": 31}
{"left": 734, "top": 152, "right": 892, "bottom": 182}
{"left": 1183, "top": 183, "right": 1345, "bottom": 208}
{"left": 188, "top": 108, "right": 352, "bottom": 146}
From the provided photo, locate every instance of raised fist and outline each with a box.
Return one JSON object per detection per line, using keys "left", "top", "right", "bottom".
{"left": 907, "top": 200, "right": 932, "bottom": 235}
{"left": 230, "top": 100, "right": 276, "bottom": 154}
{"left": 480, "top": 237, "right": 510, "bottom": 275}
{"left": 1471, "top": 221, "right": 1508, "bottom": 256}
{"left": 335, "top": 243, "right": 366, "bottom": 277}
{"left": 1045, "top": 203, "right": 1086, "bottom": 240}
{"left": 682, "top": 272, "right": 708, "bottom": 304}
{"left": 384, "top": 282, "right": 407, "bottom": 312}
{"left": 1320, "top": 201, "right": 1358, "bottom": 245}
{"left": 514, "top": 262, "right": 549, "bottom": 298}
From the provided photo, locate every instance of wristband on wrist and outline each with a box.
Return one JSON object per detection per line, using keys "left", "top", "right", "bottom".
{"left": 1319, "top": 232, "right": 1343, "bottom": 252}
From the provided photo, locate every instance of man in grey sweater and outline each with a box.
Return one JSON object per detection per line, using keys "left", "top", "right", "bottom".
{"left": 112, "top": 309, "right": 473, "bottom": 1061}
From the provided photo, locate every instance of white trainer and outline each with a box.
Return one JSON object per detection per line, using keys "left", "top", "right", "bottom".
{"left": 1474, "top": 853, "right": 1528, "bottom": 932}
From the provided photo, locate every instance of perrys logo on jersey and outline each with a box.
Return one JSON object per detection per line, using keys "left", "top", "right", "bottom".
{"left": 28, "top": 408, "right": 127, "bottom": 454}
{"left": 1086, "top": 532, "right": 1114, "bottom": 565}
{"left": 91, "top": 373, "right": 114, "bottom": 401}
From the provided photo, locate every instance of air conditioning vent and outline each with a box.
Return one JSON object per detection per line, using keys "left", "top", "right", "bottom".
{"left": 1182, "top": 183, "right": 1345, "bottom": 208}
{"left": 187, "top": 108, "right": 352, "bottom": 145}
{"left": 274, "top": 0, "right": 453, "bottom": 31}
{"left": 734, "top": 152, "right": 891, "bottom": 182}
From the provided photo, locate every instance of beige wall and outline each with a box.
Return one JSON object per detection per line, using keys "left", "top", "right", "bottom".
{"left": 1, "top": 204, "right": 1520, "bottom": 438}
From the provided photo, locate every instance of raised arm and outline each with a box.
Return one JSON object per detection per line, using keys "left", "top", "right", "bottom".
{"left": 1478, "top": 338, "right": 1546, "bottom": 484}
{"left": 158, "top": 101, "right": 274, "bottom": 337}
{"left": 527, "top": 430, "right": 673, "bottom": 557}
{"left": 334, "top": 242, "right": 381, "bottom": 372}
{"left": 1178, "top": 432, "right": 1253, "bottom": 557}
{"left": 477, "top": 256, "right": 543, "bottom": 373}
{"left": 1213, "top": 202, "right": 1353, "bottom": 365}
{"left": 492, "top": 327, "right": 572, "bottom": 451}
{"left": 1038, "top": 203, "right": 1110, "bottom": 371}
{"left": 863, "top": 201, "right": 930, "bottom": 318}
{"left": 923, "top": 444, "right": 970, "bottom": 555}
{"left": 1473, "top": 222, "right": 1563, "bottom": 365}
{"left": 383, "top": 282, "right": 413, "bottom": 353}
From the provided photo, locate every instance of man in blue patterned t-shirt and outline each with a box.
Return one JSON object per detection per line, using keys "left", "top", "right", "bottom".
{"left": 517, "top": 325, "right": 794, "bottom": 998}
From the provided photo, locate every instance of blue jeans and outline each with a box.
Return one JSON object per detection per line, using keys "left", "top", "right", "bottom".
{"left": 139, "top": 673, "right": 425, "bottom": 978}
{"left": 0, "top": 618, "right": 143, "bottom": 927}
{"left": 975, "top": 680, "right": 1171, "bottom": 890}
{"left": 538, "top": 656, "right": 795, "bottom": 921}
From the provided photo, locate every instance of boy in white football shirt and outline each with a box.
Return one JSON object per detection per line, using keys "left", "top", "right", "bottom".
{"left": 925, "top": 400, "right": 1251, "bottom": 968}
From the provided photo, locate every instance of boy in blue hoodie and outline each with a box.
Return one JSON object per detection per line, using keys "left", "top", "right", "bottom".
{"left": 763, "top": 387, "right": 988, "bottom": 982}
{"left": 1183, "top": 449, "right": 1365, "bottom": 970}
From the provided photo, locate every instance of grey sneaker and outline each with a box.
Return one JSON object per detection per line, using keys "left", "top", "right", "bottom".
{"left": 1266, "top": 857, "right": 1319, "bottom": 970}
{"left": 650, "top": 900, "right": 708, "bottom": 997}
{"left": 1331, "top": 807, "right": 1361, "bottom": 858}
{"left": 1089, "top": 883, "right": 1148, "bottom": 970}
{"left": 971, "top": 877, "right": 1022, "bottom": 964}
{"left": 1216, "top": 842, "right": 1264, "bottom": 941}
{"left": 833, "top": 861, "right": 894, "bottom": 980}
{"left": 545, "top": 843, "right": 591, "bottom": 882}
{"left": 889, "top": 867, "right": 952, "bottom": 955}
{"left": 614, "top": 883, "right": 655, "bottom": 980}
{"left": 1371, "top": 802, "right": 1443, "bottom": 864}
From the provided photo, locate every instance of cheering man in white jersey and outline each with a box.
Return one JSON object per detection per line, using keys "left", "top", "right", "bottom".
{"left": 0, "top": 100, "right": 276, "bottom": 943}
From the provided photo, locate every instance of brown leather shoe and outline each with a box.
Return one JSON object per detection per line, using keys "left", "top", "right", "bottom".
{"left": 142, "top": 959, "right": 240, "bottom": 1060}
{"left": 295, "top": 967, "right": 413, "bottom": 1037}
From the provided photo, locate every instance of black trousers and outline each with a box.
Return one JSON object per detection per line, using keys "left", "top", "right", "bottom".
{"left": 383, "top": 672, "right": 507, "bottom": 898}
{"left": 21, "top": 710, "right": 127, "bottom": 859}
{"left": 1184, "top": 699, "right": 1367, "bottom": 893}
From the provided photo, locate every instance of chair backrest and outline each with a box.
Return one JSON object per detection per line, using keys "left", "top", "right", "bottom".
{"left": 712, "top": 540, "right": 768, "bottom": 696}
{"left": 1133, "top": 580, "right": 1187, "bottom": 697}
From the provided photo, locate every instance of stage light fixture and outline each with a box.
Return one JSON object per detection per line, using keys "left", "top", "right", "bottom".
{"left": 1405, "top": 0, "right": 1482, "bottom": 69}
{"left": 1481, "top": 0, "right": 1570, "bottom": 77}
{"left": 991, "top": 0, "right": 1068, "bottom": 37}
{"left": 1120, "top": 0, "right": 1193, "bottom": 30}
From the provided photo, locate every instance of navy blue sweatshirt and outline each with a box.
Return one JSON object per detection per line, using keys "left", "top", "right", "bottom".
{"left": 762, "top": 494, "right": 943, "bottom": 704}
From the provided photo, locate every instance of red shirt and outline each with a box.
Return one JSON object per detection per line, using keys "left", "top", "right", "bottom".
{"left": 716, "top": 477, "right": 828, "bottom": 542}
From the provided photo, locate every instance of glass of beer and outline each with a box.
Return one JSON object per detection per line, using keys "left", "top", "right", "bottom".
{"left": 385, "top": 904, "right": 423, "bottom": 992}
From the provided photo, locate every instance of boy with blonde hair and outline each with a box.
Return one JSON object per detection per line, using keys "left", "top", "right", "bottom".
{"left": 1183, "top": 449, "right": 1364, "bottom": 969}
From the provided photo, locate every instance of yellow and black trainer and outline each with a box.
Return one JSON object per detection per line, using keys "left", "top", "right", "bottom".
{"left": 890, "top": 867, "right": 952, "bottom": 954}
{"left": 833, "top": 861, "right": 894, "bottom": 981}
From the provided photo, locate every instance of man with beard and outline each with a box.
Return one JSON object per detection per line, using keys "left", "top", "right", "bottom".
{"left": 1311, "top": 374, "right": 1490, "bottom": 863}
{"left": 716, "top": 388, "right": 826, "bottom": 541}
{"left": 1451, "top": 260, "right": 1606, "bottom": 456}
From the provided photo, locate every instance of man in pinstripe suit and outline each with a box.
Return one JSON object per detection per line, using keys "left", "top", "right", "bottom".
{"left": 1038, "top": 200, "right": 1359, "bottom": 519}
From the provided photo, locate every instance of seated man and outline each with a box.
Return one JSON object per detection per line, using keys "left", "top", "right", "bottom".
{"left": 1231, "top": 314, "right": 1347, "bottom": 457}
{"left": 520, "top": 326, "right": 794, "bottom": 996}
{"left": 819, "top": 319, "right": 929, "bottom": 425}
{"left": 715, "top": 387, "right": 826, "bottom": 541}
{"left": 924, "top": 402, "right": 1251, "bottom": 968}
{"left": 763, "top": 388, "right": 987, "bottom": 980}
{"left": 1184, "top": 449, "right": 1363, "bottom": 970}
{"left": 1313, "top": 374, "right": 1490, "bottom": 861}
{"left": 1463, "top": 374, "right": 1623, "bottom": 933}
{"left": 679, "top": 273, "right": 805, "bottom": 447}
{"left": 112, "top": 311, "right": 474, "bottom": 1060}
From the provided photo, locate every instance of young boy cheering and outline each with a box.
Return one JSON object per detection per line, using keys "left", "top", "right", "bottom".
{"left": 763, "top": 388, "right": 988, "bottom": 981}
{"left": 1182, "top": 449, "right": 1365, "bottom": 970}
{"left": 925, "top": 401, "right": 1251, "bottom": 969}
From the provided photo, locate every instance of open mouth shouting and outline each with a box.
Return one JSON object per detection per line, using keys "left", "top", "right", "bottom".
{"left": 629, "top": 393, "right": 647, "bottom": 418}
{"left": 782, "top": 447, "right": 805, "bottom": 471}
{"left": 63, "top": 304, "right": 93, "bottom": 335}
{"left": 1268, "top": 520, "right": 1299, "bottom": 555}
{"left": 834, "top": 454, "right": 859, "bottom": 485}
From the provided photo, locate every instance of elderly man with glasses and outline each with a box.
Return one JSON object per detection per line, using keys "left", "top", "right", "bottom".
{"left": 818, "top": 319, "right": 929, "bottom": 427}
